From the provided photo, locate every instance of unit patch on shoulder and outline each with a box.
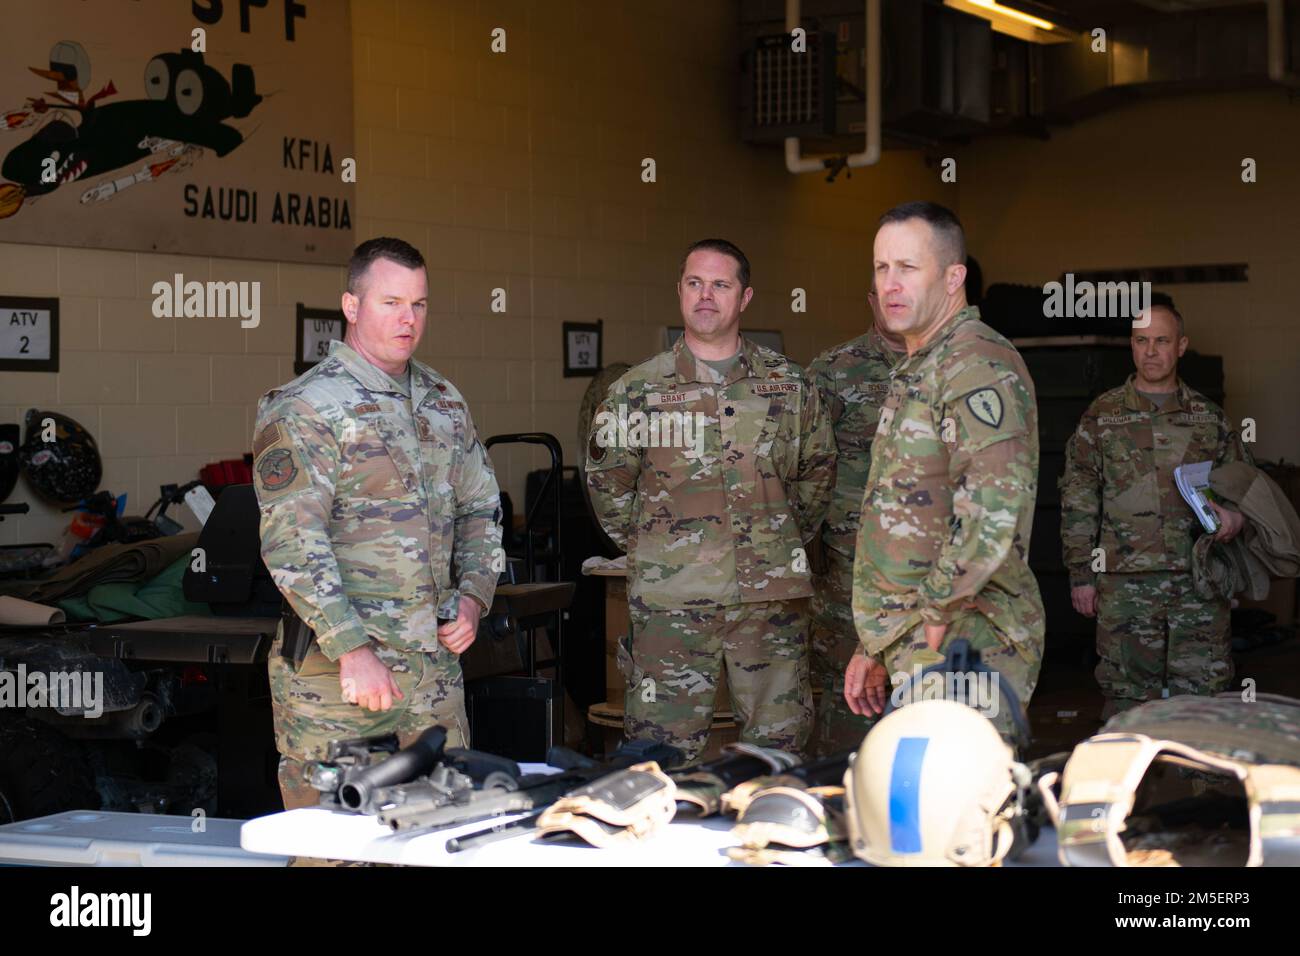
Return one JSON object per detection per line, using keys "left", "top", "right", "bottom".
{"left": 964, "top": 388, "right": 1003, "bottom": 429}
{"left": 252, "top": 420, "right": 311, "bottom": 500}
{"left": 257, "top": 449, "right": 298, "bottom": 491}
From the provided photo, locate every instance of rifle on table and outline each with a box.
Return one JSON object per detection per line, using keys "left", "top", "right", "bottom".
{"left": 382, "top": 737, "right": 683, "bottom": 838}
{"left": 309, "top": 727, "right": 685, "bottom": 845}
{"left": 310, "top": 725, "right": 523, "bottom": 815}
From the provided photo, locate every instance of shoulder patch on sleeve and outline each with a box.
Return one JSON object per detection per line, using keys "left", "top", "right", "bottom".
{"left": 252, "top": 419, "right": 284, "bottom": 458}
{"left": 253, "top": 420, "right": 311, "bottom": 500}
{"left": 964, "top": 388, "right": 1004, "bottom": 429}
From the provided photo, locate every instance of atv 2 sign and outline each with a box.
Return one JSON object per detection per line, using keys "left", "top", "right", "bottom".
{"left": 0, "top": 0, "right": 355, "bottom": 264}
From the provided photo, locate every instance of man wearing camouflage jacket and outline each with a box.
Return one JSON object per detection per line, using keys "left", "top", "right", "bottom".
{"left": 1060, "top": 299, "right": 1248, "bottom": 718}
{"left": 253, "top": 237, "right": 502, "bottom": 810}
{"left": 806, "top": 291, "right": 905, "bottom": 756}
{"left": 846, "top": 203, "right": 1044, "bottom": 743}
{"left": 586, "top": 239, "right": 836, "bottom": 763}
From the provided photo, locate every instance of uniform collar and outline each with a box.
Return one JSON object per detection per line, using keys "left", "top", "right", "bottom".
{"left": 672, "top": 333, "right": 766, "bottom": 386}
{"left": 329, "top": 338, "right": 435, "bottom": 406}
{"left": 1123, "top": 374, "right": 1194, "bottom": 413}
{"left": 905, "top": 305, "right": 980, "bottom": 364}
{"left": 866, "top": 324, "right": 907, "bottom": 365}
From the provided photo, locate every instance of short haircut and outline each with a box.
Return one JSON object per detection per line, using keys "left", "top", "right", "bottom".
{"left": 679, "top": 238, "right": 751, "bottom": 289}
{"left": 877, "top": 201, "right": 967, "bottom": 268}
{"left": 347, "top": 237, "right": 426, "bottom": 294}
{"left": 1148, "top": 290, "right": 1185, "bottom": 335}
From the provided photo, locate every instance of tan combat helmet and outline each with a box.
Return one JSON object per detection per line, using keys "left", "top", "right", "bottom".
{"left": 843, "top": 699, "right": 1032, "bottom": 867}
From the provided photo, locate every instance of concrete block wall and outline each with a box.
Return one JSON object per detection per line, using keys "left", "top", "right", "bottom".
{"left": 0, "top": 0, "right": 939, "bottom": 545}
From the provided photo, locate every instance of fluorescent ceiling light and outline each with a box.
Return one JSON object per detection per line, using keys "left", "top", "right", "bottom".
{"left": 944, "top": 0, "right": 1076, "bottom": 43}
{"left": 969, "top": 0, "right": 1057, "bottom": 31}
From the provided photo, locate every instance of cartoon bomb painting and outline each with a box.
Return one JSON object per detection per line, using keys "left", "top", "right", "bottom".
{"left": 0, "top": 41, "right": 262, "bottom": 218}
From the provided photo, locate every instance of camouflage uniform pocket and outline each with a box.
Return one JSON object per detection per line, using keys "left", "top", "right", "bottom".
{"left": 295, "top": 643, "right": 337, "bottom": 680}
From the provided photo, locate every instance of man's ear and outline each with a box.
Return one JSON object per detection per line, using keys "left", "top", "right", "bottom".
{"left": 946, "top": 262, "right": 968, "bottom": 295}
{"left": 1177, "top": 335, "right": 1189, "bottom": 358}
{"left": 342, "top": 290, "right": 359, "bottom": 324}
{"left": 740, "top": 286, "right": 754, "bottom": 311}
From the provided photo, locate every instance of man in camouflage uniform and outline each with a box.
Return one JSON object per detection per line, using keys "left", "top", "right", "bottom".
{"left": 846, "top": 202, "right": 1044, "bottom": 743}
{"left": 254, "top": 237, "right": 502, "bottom": 811}
{"left": 586, "top": 239, "right": 836, "bottom": 763}
{"left": 806, "top": 289, "right": 905, "bottom": 756}
{"left": 1060, "top": 299, "right": 1248, "bottom": 719}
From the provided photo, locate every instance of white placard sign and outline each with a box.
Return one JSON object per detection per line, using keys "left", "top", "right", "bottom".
{"left": 0, "top": 296, "right": 57, "bottom": 371}
{"left": 294, "top": 305, "right": 346, "bottom": 373}
{"left": 302, "top": 317, "right": 344, "bottom": 364}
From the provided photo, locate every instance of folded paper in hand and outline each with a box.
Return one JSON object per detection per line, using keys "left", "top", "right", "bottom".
{"left": 1175, "top": 461, "right": 1219, "bottom": 534}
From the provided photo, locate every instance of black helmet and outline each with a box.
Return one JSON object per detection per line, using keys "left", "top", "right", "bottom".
{"left": 0, "top": 423, "right": 18, "bottom": 503}
{"left": 20, "top": 409, "right": 102, "bottom": 504}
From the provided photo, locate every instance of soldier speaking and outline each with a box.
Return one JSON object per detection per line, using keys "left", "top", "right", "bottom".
{"left": 1060, "top": 297, "right": 1248, "bottom": 718}
{"left": 253, "top": 237, "right": 503, "bottom": 811}
{"left": 586, "top": 239, "right": 836, "bottom": 763}
{"left": 845, "top": 202, "right": 1045, "bottom": 742}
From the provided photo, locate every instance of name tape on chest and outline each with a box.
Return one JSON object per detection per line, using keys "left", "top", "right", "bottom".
{"left": 1098, "top": 413, "right": 1145, "bottom": 427}
{"left": 753, "top": 382, "right": 800, "bottom": 395}
{"left": 354, "top": 403, "right": 382, "bottom": 415}
{"left": 1177, "top": 413, "right": 1220, "bottom": 425}
{"left": 647, "top": 389, "right": 703, "bottom": 407}
{"left": 432, "top": 399, "right": 465, "bottom": 412}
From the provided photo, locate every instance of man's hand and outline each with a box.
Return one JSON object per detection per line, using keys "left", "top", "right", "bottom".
{"left": 923, "top": 622, "right": 947, "bottom": 652}
{"left": 845, "top": 648, "right": 889, "bottom": 716}
{"left": 437, "top": 595, "right": 483, "bottom": 654}
{"left": 1208, "top": 501, "right": 1245, "bottom": 543}
{"left": 338, "top": 644, "right": 404, "bottom": 712}
{"left": 1070, "top": 585, "right": 1098, "bottom": 618}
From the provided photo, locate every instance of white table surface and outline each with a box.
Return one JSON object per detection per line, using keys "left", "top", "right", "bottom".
{"left": 239, "top": 763, "right": 1062, "bottom": 867}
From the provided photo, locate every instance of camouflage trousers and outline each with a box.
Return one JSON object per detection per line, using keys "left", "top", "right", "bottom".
{"left": 268, "top": 630, "right": 469, "bottom": 812}
{"left": 809, "top": 550, "right": 878, "bottom": 757}
{"left": 880, "top": 611, "right": 1042, "bottom": 746}
{"left": 1095, "top": 571, "right": 1231, "bottom": 720}
{"left": 620, "top": 598, "right": 813, "bottom": 765}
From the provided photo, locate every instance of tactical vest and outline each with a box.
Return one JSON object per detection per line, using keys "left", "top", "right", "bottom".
{"left": 1042, "top": 694, "right": 1300, "bottom": 866}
